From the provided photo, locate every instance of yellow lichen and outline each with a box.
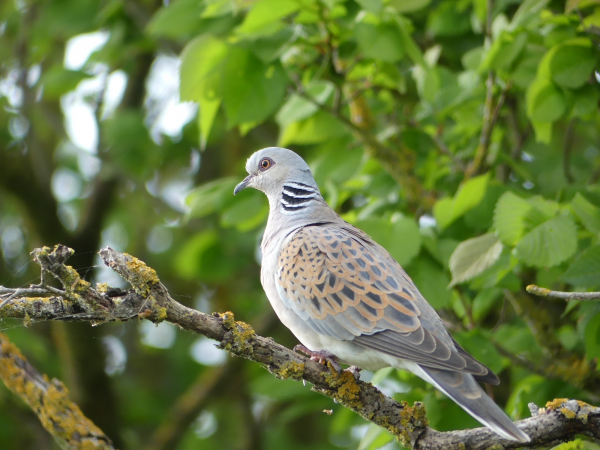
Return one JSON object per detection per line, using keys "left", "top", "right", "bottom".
{"left": 560, "top": 407, "right": 577, "bottom": 419}
{"left": 278, "top": 361, "right": 306, "bottom": 380}
{"left": 321, "top": 369, "right": 362, "bottom": 410}
{"left": 125, "top": 255, "right": 160, "bottom": 297}
{"left": 0, "top": 333, "right": 111, "bottom": 448}
{"left": 95, "top": 283, "right": 109, "bottom": 294}
{"left": 218, "top": 312, "right": 256, "bottom": 355}
{"left": 546, "top": 398, "right": 569, "bottom": 410}
{"left": 155, "top": 307, "right": 168, "bottom": 322}
{"left": 397, "top": 401, "right": 428, "bottom": 447}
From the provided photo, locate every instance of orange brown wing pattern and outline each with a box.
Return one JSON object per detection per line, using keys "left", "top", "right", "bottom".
{"left": 276, "top": 224, "right": 498, "bottom": 380}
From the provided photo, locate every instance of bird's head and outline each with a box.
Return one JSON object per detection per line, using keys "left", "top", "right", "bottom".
{"left": 233, "top": 147, "right": 319, "bottom": 198}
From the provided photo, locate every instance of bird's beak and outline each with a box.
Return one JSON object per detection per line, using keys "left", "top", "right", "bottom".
{"left": 234, "top": 174, "right": 254, "bottom": 195}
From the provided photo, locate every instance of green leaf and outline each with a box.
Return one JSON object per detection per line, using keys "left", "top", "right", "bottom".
{"left": 432, "top": 198, "right": 453, "bottom": 230}
{"left": 454, "top": 330, "right": 505, "bottom": 375}
{"left": 370, "top": 367, "right": 394, "bottom": 385}
{"left": 279, "top": 110, "right": 348, "bottom": 146}
{"left": 493, "top": 192, "right": 534, "bottom": 245}
{"left": 480, "top": 31, "right": 528, "bottom": 72}
{"left": 355, "top": 22, "right": 405, "bottom": 63}
{"left": 180, "top": 36, "right": 229, "bottom": 103}
{"left": 449, "top": 233, "right": 504, "bottom": 286}
{"left": 452, "top": 173, "right": 490, "bottom": 219}
{"left": 235, "top": 0, "right": 300, "bottom": 36}
{"left": 389, "top": 0, "right": 431, "bottom": 13}
{"left": 276, "top": 81, "right": 334, "bottom": 127}
{"left": 562, "top": 244, "right": 600, "bottom": 288}
{"left": 511, "top": 0, "right": 550, "bottom": 28}
{"left": 395, "top": 16, "right": 426, "bottom": 66}
{"left": 312, "top": 141, "right": 364, "bottom": 186}
{"left": 548, "top": 38, "right": 597, "bottom": 89}
{"left": 584, "top": 313, "right": 600, "bottom": 361}
{"left": 434, "top": 173, "right": 490, "bottom": 229}
{"left": 511, "top": 54, "right": 543, "bottom": 89}
{"left": 526, "top": 77, "right": 566, "bottom": 123}
{"left": 472, "top": 288, "right": 502, "bottom": 322}
{"left": 572, "top": 192, "right": 600, "bottom": 234}
{"left": 357, "top": 423, "right": 393, "bottom": 450}
{"left": 408, "top": 256, "right": 451, "bottom": 309}
{"left": 103, "top": 111, "right": 156, "bottom": 178}
{"left": 355, "top": 0, "right": 383, "bottom": 14}
{"left": 427, "top": 1, "right": 471, "bottom": 37}
{"left": 199, "top": 98, "right": 220, "bottom": 149}
{"left": 390, "top": 217, "right": 422, "bottom": 266}
{"left": 221, "top": 192, "right": 268, "bottom": 231}
{"left": 250, "top": 27, "right": 298, "bottom": 62}
{"left": 40, "top": 67, "right": 91, "bottom": 99}
{"left": 354, "top": 216, "right": 421, "bottom": 267}
{"left": 186, "top": 178, "right": 237, "bottom": 219}
{"left": 572, "top": 84, "right": 600, "bottom": 118}
{"left": 531, "top": 120, "right": 553, "bottom": 144}
{"left": 146, "top": 0, "right": 204, "bottom": 39}
{"left": 514, "top": 215, "right": 578, "bottom": 267}
{"left": 221, "top": 48, "right": 288, "bottom": 127}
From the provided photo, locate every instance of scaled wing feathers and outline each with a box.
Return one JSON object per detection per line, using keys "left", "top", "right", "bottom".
{"left": 276, "top": 224, "right": 498, "bottom": 381}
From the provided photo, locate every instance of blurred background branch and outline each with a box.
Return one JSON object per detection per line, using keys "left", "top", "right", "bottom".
{"left": 0, "top": 332, "right": 114, "bottom": 449}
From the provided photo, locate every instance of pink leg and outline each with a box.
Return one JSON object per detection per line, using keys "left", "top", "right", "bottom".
{"left": 294, "top": 344, "right": 341, "bottom": 372}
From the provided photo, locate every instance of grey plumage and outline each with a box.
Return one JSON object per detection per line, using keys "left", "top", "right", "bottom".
{"left": 234, "top": 147, "right": 529, "bottom": 442}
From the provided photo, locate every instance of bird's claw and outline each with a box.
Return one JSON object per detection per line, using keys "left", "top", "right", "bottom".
{"left": 294, "top": 344, "right": 341, "bottom": 373}
{"left": 344, "top": 365, "right": 362, "bottom": 381}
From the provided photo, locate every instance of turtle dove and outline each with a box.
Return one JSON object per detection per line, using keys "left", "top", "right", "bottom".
{"left": 234, "top": 147, "right": 529, "bottom": 442}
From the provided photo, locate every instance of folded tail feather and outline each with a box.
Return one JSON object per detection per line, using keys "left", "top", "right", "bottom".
{"left": 413, "top": 365, "right": 530, "bottom": 442}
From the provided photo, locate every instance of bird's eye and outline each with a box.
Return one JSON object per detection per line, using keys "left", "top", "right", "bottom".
{"left": 259, "top": 157, "right": 274, "bottom": 172}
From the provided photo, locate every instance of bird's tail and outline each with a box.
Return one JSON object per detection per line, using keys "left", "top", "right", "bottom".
{"left": 414, "top": 365, "right": 530, "bottom": 442}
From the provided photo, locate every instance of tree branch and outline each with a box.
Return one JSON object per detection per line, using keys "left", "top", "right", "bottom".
{"left": 527, "top": 284, "right": 600, "bottom": 301}
{"left": 0, "top": 332, "right": 114, "bottom": 449}
{"left": 2, "top": 245, "right": 600, "bottom": 449}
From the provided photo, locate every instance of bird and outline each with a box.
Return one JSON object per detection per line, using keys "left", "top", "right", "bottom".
{"left": 233, "top": 147, "right": 530, "bottom": 442}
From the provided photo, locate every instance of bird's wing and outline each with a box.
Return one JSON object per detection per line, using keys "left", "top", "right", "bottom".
{"left": 276, "top": 223, "right": 497, "bottom": 381}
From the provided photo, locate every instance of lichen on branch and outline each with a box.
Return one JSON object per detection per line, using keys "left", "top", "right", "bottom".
{"left": 1, "top": 245, "right": 600, "bottom": 449}
{"left": 0, "top": 332, "right": 114, "bottom": 450}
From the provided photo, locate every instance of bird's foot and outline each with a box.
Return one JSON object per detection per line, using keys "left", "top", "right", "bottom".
{"left": 294, "top": 344, "right": 341, "bottom": 373}
{"left": 345, "top": 365, "right": 362, "bottom": 381}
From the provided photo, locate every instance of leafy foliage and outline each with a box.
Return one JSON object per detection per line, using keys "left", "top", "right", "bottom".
{"left": 0, "top": 0, "right": 599, "bottom": 449}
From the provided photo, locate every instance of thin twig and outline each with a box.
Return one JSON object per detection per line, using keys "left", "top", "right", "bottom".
{"left": 465, "top": 0, "right": 510, "bottom": 179}
{"left": 563, "top": 118, "right": 576, "bottom": 184}
{"left": 527, "top": 284, "right": 600, "bottom": 301}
